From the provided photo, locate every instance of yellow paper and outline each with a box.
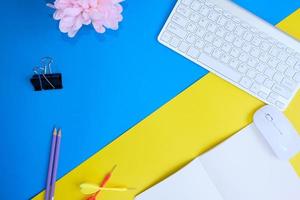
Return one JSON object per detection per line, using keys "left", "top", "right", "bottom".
{"left": 34, "top": 9, "right": 300, "bottom": 200}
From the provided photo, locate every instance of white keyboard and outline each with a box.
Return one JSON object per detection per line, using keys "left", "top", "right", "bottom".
{"left": 158, "top": 0, "right": 300, "bottom": 110}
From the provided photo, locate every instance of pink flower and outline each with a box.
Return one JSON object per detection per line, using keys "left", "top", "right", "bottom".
{"left": 47, "top": 0, "right": 123, "bottom": 37}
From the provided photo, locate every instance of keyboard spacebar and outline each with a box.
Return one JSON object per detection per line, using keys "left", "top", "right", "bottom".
{"left": 198, "top": 53, "right": 242, "bottom": 82}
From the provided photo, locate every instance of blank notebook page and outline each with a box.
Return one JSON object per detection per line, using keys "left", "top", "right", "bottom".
{"left": 135, "top": 157, "right": 224, "bottom": 200}
{"left": 199, "top": 124, "right": 300, "bottom": 200}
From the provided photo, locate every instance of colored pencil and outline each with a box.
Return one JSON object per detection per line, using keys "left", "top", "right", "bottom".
{"left": 45, "top": 128, "right": 57, "bottom": 200}
{"left": 87, "top": 165, "right": 117, "bottom": 200}
{"left": 49, "top": 128, "right": 62, "bottom": 200}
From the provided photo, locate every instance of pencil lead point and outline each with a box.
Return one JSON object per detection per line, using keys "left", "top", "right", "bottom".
{"left": 53, "top": 127, "right": 57, "bottom": 135}
{"left": 57, "top": 128, "right": 62, "bottom": 136}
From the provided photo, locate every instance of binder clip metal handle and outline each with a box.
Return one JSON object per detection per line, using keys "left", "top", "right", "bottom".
{"left": 30, "top": 57, "right": 63, "bottom": 91}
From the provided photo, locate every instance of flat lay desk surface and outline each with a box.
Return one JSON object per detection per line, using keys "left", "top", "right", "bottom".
{"left": 1, "top": 1, "right": 300, "bottom": 199}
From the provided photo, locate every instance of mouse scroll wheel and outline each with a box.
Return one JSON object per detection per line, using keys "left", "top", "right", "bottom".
{"left": 265, "top": 113, "right": 273, "bottom": 121}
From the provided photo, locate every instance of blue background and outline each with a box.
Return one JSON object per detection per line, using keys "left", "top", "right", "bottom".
{"left": 0, "top": 0, "right": 299, "bottom": 199}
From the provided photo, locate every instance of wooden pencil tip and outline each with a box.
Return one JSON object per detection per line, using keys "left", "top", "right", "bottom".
{"left": 57, "top": 128, "right": 62, "bottom": 136}
{"left": 53, "top": 127, "right": 57, "bottom": 135}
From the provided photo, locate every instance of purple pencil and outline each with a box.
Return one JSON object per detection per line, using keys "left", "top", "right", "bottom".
{"left": 49, "top": 128, "right": 62, "bottom": 200}
{"left": 45, "top": 128, "right": 57, "bottom": 200}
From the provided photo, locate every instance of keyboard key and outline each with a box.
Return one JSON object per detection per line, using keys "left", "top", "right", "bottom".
{"left": 243, "top": 32, "right": 253, "bottom": 42}
{"left": 214, "top": 6, "right": 223, "bottom": 13}
{"left": 250, "top": 83, "right": 261, "bottom": 93}
{"left": 208, "top": 11, "right": 220, "bottom": 21}
{"left": 204, "top": 33, "right": 215, "bottom": 42}
{"left": 285, "top": 67, "right": 296, "bottom": 77}
{"left": 260, "top": 32, "right": 268, "bottom": 39}
{"left": 199, "top": 18, "right": 209, "bottom": 27}
{"left": 199, "top": 6, "right": 210, "bottom": 16}
{"left": 178, "top": 41, "right": 190, "bottom": 52}
{"left": 248, "top": 57, "right": 259, "bottom": 67}
{"left": 186, "top": 34, "right": 197, "bottom": 43}
{"left": 195, "top": 40, "right": 205, "bottom": 49}
{"left": 294, "top": 62, "right": 300, "bottom": 71}
{"left": 270, "top": 46, "right": 281, "bottom": 57}
{"left": 225, "top": 21, "right": 236, "bottom": 31}
{"left": 207, "top": 22, "right": 218, "bottom": 32}
{"left": 233, "top": 38, "right": 244, "bottom": 48}
{"left": 268, "top": 92, "right": 287, "bottom": 107}
{"left": 205, "top": 1, "right": 214, "bottom": 7}
{"left": 217, "top": 17, "right": 227, "bottom": 26}
{"left": 239, "top": 52, "right": 249, "bottom": 62}
{"left": 196, "top": 28, "right": 206, "bottom": 37}
{"left": 198, "top": 53, "right": 242, "bottom": 82}
{"left": 191, "top": 0, "right": 202, "bottom": 11}
{"left": 223, "top": 11, "right": 232, "bottom": 19}
{"left": 229, "top": 59, "right": 240, "bottom": 68}
{"left": 250, "top": 48, "right": 260, "bottom": 57}
{"left": 272, "top": 84, "right": 291, "bottom": 99}
{"left": 259, "top": 52, "right": 270, "bottom": 63}
{"left": 187, "top": 47, "right": 200, "bottom": 58}
{"left": 264, "top": 68, "right": 276, "bottom": 78}
{"left": 172, "top": 13, "right": 188, "bottom": 27}
{"left": 190, "top": 13, "right": 200, "bottom": 22}
{"left": 281, "top": 78, "right": 297, "bottom": 91}
{"left": 264, "top": 79, "right": 274, "bottom": 89}
{"left": 203, "top": 44, "right": 215, "bottom": 54}
{"left": 241, "top": 22, "right": 250, "bottom": 29}
{"left": 273, "top": 72, "right": 284, "bottom": 83}
{"left": 232, "top": 17, "right": 240, "bottom": 24}
{"left": 170, "top": 37, "right": 181, "bottom": 47}
{"left": 225, "top": 33, "right": 235, "bottom": 42}
{"left": 261, "top": 42, "right": 271, "bottom": 51}
{"left": 247, "top": 69, "right": 258, "bottom": 78}
{"left": 268, "top": 57, "right": 280, "bottom": 68}
{"left": 286, "top": 56, "right": 298, "bottom": 67}
{"left": 255, "top": 74, "right": 266, "bottom": 83}
{"left": 212, "top": 49, "right": 223, "bottom": 59}
{"left": 267, "top": 96, "right": 276, "bottom": 104}
{"left": 213, "top": 38, "right": 223, "bottom": 47}
{"left": 167, "top": 23, "right": 187, "bottom": 38}
{"left": 216, "top": 28, "right": 227, "bottom": 37}
{"left": 277, "top": 63, "right": 288, "bottom": 73}
{"left": 222, "top": 43, "right": 232, "bottom": 53}
{"left": 230, "top": 48, "right": 241, "bottom": 58}
{"left": 220, "top": 53, "right": 231, "bottom": 63}
{"left": 278, "top": 51, "right": 289, "bottom": 61}
{"left": 256, "top": 63, "right": 267, "bottom": 73}
{"left": 238, "top": 64, "right": 248, "bottom": 73}
{"left": 286, "top": 47, "right": 295, "bottom": 54}
{"left": 240, "top": 77, "right": 253, "bottom": 88}
{"left": 177, "top": 5, "right": 191, "bottom": 17}
{"left": 161, "top": 32, "right": 172, "bottom": 42}
{"left": 234, "top": 26, "right": 246, "bottom": 36}
{"left": 252, "top": 37, "right": 262, "bottom": 46}
{"left": 258, "top": 91, "right": 268, "bottom": 99}
{"left": 293, "top": 72, "right": 300, "bottom": 82}
{"left": 186, "top": 23, "right": 197, "bottom": 32}
{"left": 182, "top": 0, "right": 193, "bottom": 6}
{"left": 242, "top": 43, "right": 252, "bottom": 53}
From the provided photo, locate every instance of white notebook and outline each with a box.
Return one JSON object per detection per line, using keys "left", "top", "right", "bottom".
{"left": 135, "top": 124, "right": 300, "bottom": 200}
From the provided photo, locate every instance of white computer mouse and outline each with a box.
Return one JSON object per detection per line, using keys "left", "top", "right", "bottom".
{"left": 253, "top": 105, "right": 300, "bottom": 160}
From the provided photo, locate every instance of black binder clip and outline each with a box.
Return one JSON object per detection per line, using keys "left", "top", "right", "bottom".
{"left": 30, "top": 57, "right": 63, "bottom": 91}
